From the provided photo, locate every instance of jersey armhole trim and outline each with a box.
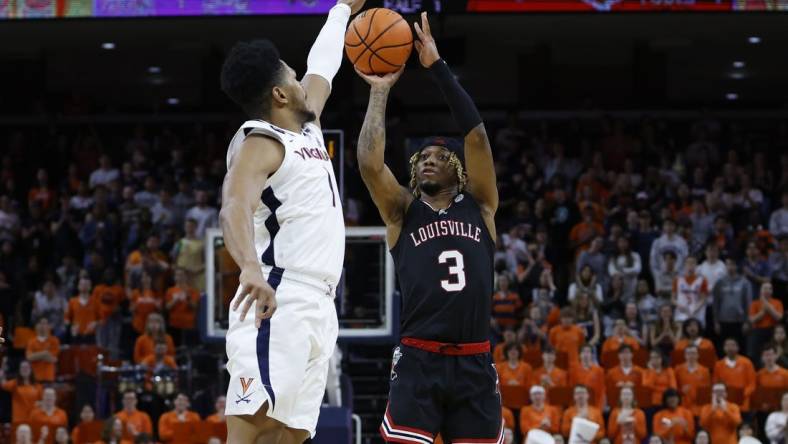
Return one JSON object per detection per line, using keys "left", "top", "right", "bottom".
{"left": 388, "top": 197, "right": 419, "bottom": 253}
{"left": 241, "top": 133, "right": 289, "bottom": 186}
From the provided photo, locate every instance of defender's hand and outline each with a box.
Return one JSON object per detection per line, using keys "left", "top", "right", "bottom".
{"left": 337, "top": 0, "right": 366, "bottom": 15}
{"left": 354, "top": 65, "right": 405, "bottom": 90}
{"left": 234, "top": 267, "right": 277, "bottom": 327}
{"left": 413, "top": 12, "right": 440, "bottom": 68}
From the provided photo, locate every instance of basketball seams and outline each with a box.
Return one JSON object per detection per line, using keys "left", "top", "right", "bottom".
{"left": 345, "top": 9, "right": 413, "bottom": 76}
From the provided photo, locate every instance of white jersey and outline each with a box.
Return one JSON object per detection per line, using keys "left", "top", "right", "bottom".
{"left": 226, "top": 119, "right": 345, "bottom": 288}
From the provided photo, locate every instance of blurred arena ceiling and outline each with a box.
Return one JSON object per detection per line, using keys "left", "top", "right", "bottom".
{"left": 0, "top": 13, "right": 786, "bottom": 109}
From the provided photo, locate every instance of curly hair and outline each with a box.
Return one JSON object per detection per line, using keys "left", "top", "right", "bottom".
{"left": 408, "top": 150, "right": 467, "bottom": 197}
{"left": 220, "top": 39, "right": 283, "bottom": 118}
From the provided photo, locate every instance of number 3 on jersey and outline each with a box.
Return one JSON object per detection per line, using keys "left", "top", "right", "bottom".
{"left": 438, "top": 250, "right": 466, "bottom": 292}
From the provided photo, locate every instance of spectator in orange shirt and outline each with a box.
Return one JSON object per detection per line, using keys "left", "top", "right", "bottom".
{"left": 65, "top": 277, "right": 100, "bottom": 344}
{"left": 125, "top": 233, "right": 171, "bottom": 292}
{"left": 674, "top": 318, "right": 716, "bottom": 357}
{"left": 653, "top": 389, "right": 694, "bottom": 444}
{"left": 133, "top": 313, "right": 175, "bottom": 364}
{"left": 675, "top": 345, "right": 711, "bottom": 416}
{"left": 569, "top": 345, "right": 606, "bottom": 409}
{"left": 561, "top": 385, "right": 605, "bottom": 442}
{"left": 713, "top": 338, "right": 756, "bottom": 411}
{"left": 71, "top": 405, "right": 103, "bottom": 444}
{"left": 533, "top": 347, "right": 568, "bottom": 389}
{"left": 165, "top": 268, "right": 200, "bottom": 346}
{"left": 28, "top": 169, "right": 55, "bottom": 211}
{"left": 607, "top": 386, "right": 646, "bottom": 444}
{"left": 93, "top": 269, "right": 125, "bottom": 354}
{"left": 0, "top": 360, "right": 43, "bottom": 423}
{"left": 501, "top": 405, "right": 514, "bottom": 431}
{"left": 129, "top": 271, "right": 161, "bottom": 335}
{"left": 29, "top": 388, "right": 68, "bottom": 440}
{"left": 549, "top": 307, "right": 587, "bottom": 367}
{"left": 602, "top": 318, "right": 640, "bottom": 355}
{"left": 757, "top": 344, "right": 788, "bottom": 395}
{"left": 26, "top": 317, "right": 60, "bottom": 383}
{"left": 115, "top": 391, "right": 153, "bottom": 440}
{"left": 97, "top": 416, "right": 133, "bottom": 444}
{"left": 569, "top": 206, "right": 604, "bottom": 255}
{"left": 158, "top": 393, "right": 201, "bottom": 443}
{"left": 642, "top": 350, "right": 677, "bottom": 408}
{"left": 520, "top": 385, "right": 561, "bottom": 435}
{"left": 206, "top": 395, "right": 226, "bottom": 424}
{"left": 519, "top": 305, "right": 549, "bottom": 351}
{"left": 492, "top": 329, "right": 523, "bottom": 363}
{"left": 498, "top": 343, "right": 532, "bottom": 387}
{"left": 606, "top": 345, "right": 644, "bottom": 396}
{"left": 204, "top": 396, "right": 227, "bottom": 443}
{"left": 699, "top": 383, "right": 742, "bottom": 444}
{"left": 140, "top": 339, "right": 178, "bottom": 391}
{"left": 491, "top": 274, "right": 522, "bottom": 333}
{"left": 748, "top": 281, "right": 784, "bottom": 364}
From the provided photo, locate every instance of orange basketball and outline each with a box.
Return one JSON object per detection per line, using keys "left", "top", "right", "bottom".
{"left": 344, "top": 8, "right": 413, "bottom": 76}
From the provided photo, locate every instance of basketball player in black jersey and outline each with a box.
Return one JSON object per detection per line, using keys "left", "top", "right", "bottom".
{"left": 355, "top": 12, "right": 501, "bottom": 444}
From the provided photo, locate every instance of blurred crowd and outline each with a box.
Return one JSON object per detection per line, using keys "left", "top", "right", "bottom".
{"left": 0, "top": 112, "right": 788, "bottom": 444}
{"left": 0, "top": 124, "right": 228, "bottom": 443}
{"left": 483, "top": 114, "right": 788, "bottom": 444}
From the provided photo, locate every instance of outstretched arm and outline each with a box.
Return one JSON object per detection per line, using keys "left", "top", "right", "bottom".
{"left": 219, "top": 136, "right": 283, "bottom": 327}
{"left": 355, "top": 67, "right": 412, "bottom": 247}
{"left": 413, "top": 12, "right": 498, "bottom": 236}
{"left": 302, "top": 0, "right": 366, "bottom": 124}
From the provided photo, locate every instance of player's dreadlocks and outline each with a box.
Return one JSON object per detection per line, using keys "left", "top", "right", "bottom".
{"left": 408, "top": 150, "right": 467, "bottom": 198}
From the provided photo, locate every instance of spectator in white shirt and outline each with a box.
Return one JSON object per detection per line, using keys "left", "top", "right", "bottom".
{"left": 769, "top": 192, "right": 788, "bottom": 237}
{"left": 765, "top": 392, "right": 788, "bottom": 444}
{"left": 89, "top": 155, "right": 120, "bottom": 189}
{"left": 185, "top": 190, "right": 218, "bottom": 238}
{"left": 697, "top": 243, "right": 726, "bottom": 293}
{"left": 649, "top": 218, "right": 689, "bottom": 280}
{"left": 69, "top": 182, "right": 94, "bottom": 213}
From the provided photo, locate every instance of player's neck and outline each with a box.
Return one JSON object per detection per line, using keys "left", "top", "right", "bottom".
{"left": 268, "top": 109, "right": 305, "bottom": 134}
{"left": 420, "top": 188, "right": 458, "bottom": 210}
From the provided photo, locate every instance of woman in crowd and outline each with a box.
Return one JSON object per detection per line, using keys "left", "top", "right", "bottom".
{"left": 0, "top": 360, "right": 43, "bottom": 424}
{"left": 773, "top": 324, "right": 788, "bottom": 368}
{"left": 623, "top": 302, "right": 647, "bottom": 345}
{"left": 133, "top": 313, "right": 175, "bottom": 364}
{"left": 650, "top": 304, "right": 681, "bottom": 356}
{"left": 571, "top": 291, "right": 601, "bottom": 348}
{"left": 96, "top": 416, "right": 131, "bottom": 444}
{"left": 608, "top": 236, "right": 642, "bottom": 301}
{"left": 71, "top": 405, "right": 102, "bottom": 444}
{"left": 497, "top": 343, "right": 531, "bottom": 387}
{"left": 129, "top": 271, "right": 161, "bottom": 335}
{"left": 653, "top": 389, "right": 694, "bottom": 444}
{"left": 607, "top": 386, "right": 647, "bottom": 444}
{"left": 569, "top": 264, "right": 603, "bottom": 304}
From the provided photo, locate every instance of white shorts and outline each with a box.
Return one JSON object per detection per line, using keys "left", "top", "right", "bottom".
{"left": 224, "top": 272, "right": 339, "bottom": 437}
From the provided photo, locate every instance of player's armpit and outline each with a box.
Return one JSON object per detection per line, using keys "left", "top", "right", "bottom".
{"left": 220, "top": 135, "right": 284, "bottom": 269}
{"left": 463, "top": 123, "right": 498, "bottom": 231}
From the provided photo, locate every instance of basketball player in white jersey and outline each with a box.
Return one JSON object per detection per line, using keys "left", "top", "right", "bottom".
{"left": 218, "top": 1, "right": 364, "bottom": 442}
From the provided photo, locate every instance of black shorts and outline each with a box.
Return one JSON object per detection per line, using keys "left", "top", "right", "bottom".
{"left": 380, "top": 340, "right": 503, "bottom": 444}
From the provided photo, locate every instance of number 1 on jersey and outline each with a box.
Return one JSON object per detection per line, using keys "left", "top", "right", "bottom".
{"left": 438, "top": 250, "right": 466, "bottom": 292}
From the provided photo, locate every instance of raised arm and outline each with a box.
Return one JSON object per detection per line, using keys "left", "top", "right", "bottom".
{"left": 219, "top": 136, "right": 283, "bottom": 327}
{"left": 302, "top": 0, "right": 365, "bottom": 124}
{"left": 413, "top": 12, "right": 498, "bottom": 237}
{"left": 355, "top": 68, "right": 413, "bottom": 246}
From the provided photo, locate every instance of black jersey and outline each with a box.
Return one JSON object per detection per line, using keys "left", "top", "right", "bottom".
{"left": 391, "top": 192, "right": 495, "bottom": 343}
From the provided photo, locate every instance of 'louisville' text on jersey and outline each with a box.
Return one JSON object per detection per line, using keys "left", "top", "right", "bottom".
{"left": 409, "top": 220, "right": 483, "bottom": 247}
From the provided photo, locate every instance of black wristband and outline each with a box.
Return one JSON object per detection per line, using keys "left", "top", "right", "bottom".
{"left": 428, "top": 59, "right": 482, "bottom": 136}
